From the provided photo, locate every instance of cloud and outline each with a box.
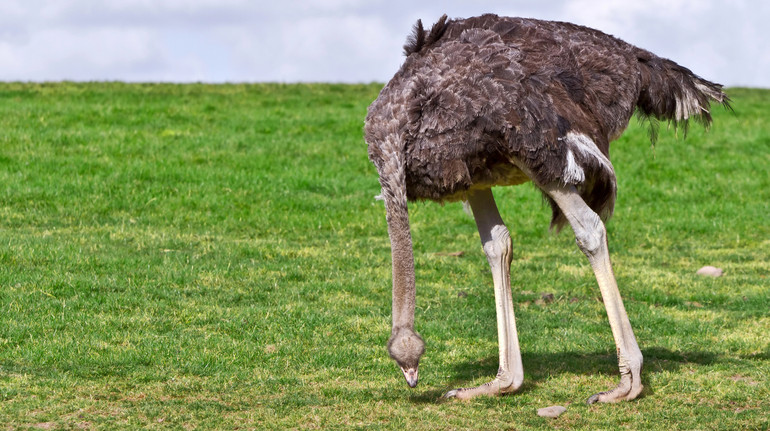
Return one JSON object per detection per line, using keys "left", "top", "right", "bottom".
{"left": 0, "top": 0, "right": 766, "bottom": 87}
{"left": 1, "top": 28, "right": 159, "bottom": 81}
{"left": 220, "top": 15, "right": 403, "bottom": 82}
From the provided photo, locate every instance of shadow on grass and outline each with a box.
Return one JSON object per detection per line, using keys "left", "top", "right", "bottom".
{"left": 402, "top": 346, "right": 721, "bottom": 404}
{"left": 243, "top": 346, "right": 735, "bottom": 409}
{"left": 741, "top": 349, "right": 770, "bottom": 361}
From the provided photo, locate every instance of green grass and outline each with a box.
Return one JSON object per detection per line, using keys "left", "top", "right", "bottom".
{"left": 0, "top": 82, "right": 767, "bottom": 429}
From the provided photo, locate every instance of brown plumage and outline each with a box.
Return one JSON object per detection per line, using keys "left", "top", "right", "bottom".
{"left": 367, "top": 13, "right": 729, "bottom": 225}
{"left": 365, "top": 14, "right": 728, "bottom": 402}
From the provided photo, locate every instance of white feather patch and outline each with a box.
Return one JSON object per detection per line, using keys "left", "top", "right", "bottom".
{"left": 562, "top": 149, "right": 585, "bottom": 184}
{"left": 564, "top": 132, "right": 614, "bottom": 175}
{"left": 675, "top": 88, "right": 701, "bottom": 121}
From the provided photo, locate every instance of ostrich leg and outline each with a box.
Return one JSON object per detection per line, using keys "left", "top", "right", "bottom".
{"left": 543, "top": 183, "right": 643, "bottom": 403}
{"left": 446, "top": 188, "right": 524, "bottom": 399}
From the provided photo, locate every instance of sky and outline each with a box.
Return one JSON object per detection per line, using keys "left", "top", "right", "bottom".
{"left": 0, "top": 0, "right": 767, "bottom": 87}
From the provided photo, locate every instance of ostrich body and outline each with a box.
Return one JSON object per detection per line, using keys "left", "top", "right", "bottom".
{"left": 365, "top": 14, "right": 728, "bottom": 402}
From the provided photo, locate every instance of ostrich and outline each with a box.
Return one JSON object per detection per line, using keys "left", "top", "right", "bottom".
{"left": 365, "top": 14, "right": 729, "bottom": 403}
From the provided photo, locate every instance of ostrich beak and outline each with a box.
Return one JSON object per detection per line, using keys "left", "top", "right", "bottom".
{"left": 401, "top": 366, "right": 419, "bottom": 388}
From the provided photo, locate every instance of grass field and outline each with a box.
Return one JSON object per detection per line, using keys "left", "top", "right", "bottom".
{"left": 0, "top": 82, "right": 768, "bottom": 430}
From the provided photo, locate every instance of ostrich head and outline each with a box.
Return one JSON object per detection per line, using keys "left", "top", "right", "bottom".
{"left": 387, "top": 327, "right": 425, "bottom": 387}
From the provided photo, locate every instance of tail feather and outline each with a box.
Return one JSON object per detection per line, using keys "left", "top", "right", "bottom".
{"left": 636, "top": 50, "right": 731, "bottom": 141}
{"left": 403, "top": 14, "right": 449, "bottom": 56}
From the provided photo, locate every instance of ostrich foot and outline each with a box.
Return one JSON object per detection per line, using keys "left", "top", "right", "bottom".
{"left": 444, "top": 371, "right": 521, "bottom": 400}
{"left": 586, "top": 366, "right": 643, "bottom": 403}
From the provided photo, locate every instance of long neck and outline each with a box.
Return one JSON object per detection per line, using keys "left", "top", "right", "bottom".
{"left": 385, "top": 195, "right": 416, "bottom": 331}
{"left": 374, "top": 133, "right": 416, "bottom": 333}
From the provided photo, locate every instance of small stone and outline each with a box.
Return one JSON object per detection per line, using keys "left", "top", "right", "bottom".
{"left": 696, "top": 266, "right": 723, "bottom": 277}
{"left": 537, "top": 405, "right": 567, "bottom": 418}
{"left": 457, "top": 291, "right": 468, "bottom": 298}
